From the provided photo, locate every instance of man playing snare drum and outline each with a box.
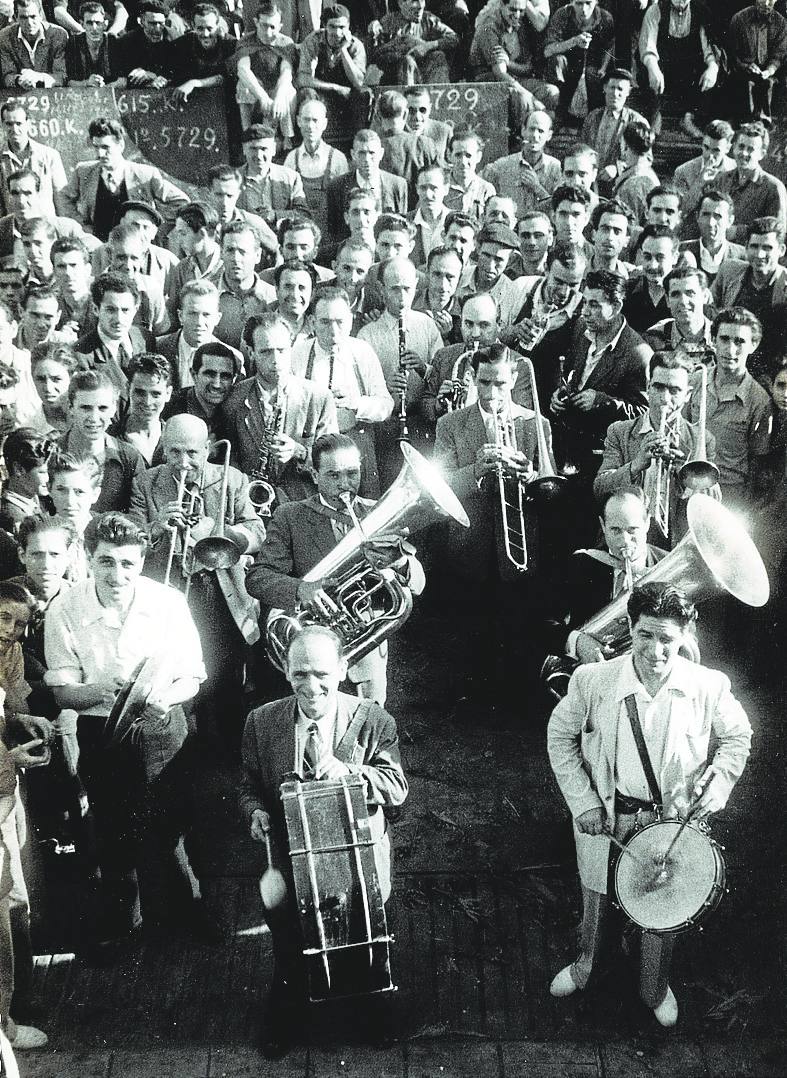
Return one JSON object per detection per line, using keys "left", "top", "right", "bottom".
{"left": 547, "top": 582, "right": 751, "bottom": 1027}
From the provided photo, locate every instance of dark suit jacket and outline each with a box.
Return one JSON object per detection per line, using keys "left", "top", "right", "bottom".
{"left": 559, "top": 318, "right": 650, "bottom": 472}
{"left": 678, "top": 239, "right": 746, "bottom": 285}
{"left": 239, "top": 692, "right": 408, "bottom": 901}
{"left": 222, "top": 375, "right": 338, "bottom": 501}
{"left": 433, "top": 401, "right": 555, "bottom": 581}
{"left": 61, "top": 159, "right": 189, "bottom": 230}
{"left": 324, "top": 169, "right": 408, "bottom": 246}
{"left": 75, "top": 326, "right": 154, "bottom": 402}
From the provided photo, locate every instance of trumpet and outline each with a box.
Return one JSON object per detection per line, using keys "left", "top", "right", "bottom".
{"left": 522, "top": 357, "right": 564, "bottom": 501}
{"left": 648, "top": 407, "right": 681, "bottom": 538}
{"left": 444, "top": 341, "right": 478, "bottom": 412}
{"left": 162, "top": 467, "right": 205, "bottom": 596}
{"left": 192, "top": 439, "right": 242, "bottom": 572}
{"left": 247, "top": 400, "right": 284, "bottom": 518}
{"left": 493, "top": 407, "right": 529, "bottom": 571}
{"left": 679, "top": 364, "right": 720, "bottom": 494}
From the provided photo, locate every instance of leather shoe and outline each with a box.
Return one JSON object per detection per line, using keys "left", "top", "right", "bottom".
{"left": 549, "top": 965, "right": 579, "bottom": 997}
{"left": 653, "top": 985, "right": 678, "bottom": 1028}
{"left": 9, "top": 1024, "right": 48, "bottom": 1050}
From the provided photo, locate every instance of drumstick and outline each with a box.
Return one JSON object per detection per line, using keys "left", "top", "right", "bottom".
{"left": 651, "top": 770, "right": 715, "bottom": 885}
{"left": 605, "top": 830, "right": 649, "bottom": 867}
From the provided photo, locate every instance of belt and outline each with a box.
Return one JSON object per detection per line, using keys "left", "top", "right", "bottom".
{"left": 614, "top": 790, "right": 661, "bottom": 815}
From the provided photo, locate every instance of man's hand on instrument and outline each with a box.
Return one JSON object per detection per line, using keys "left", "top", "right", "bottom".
{"left": 501, "top": 447, "right": 532, "bottom": 479}
{"left": 159, "top": 499, "right": 189, "bottom": 529}
{"left": 575, "top": 807, "right": 606, "bottom": 835}
{"left": 389, "top": 370, "right": 409, "bottom": 395}
{"left": 691, "top": 766, "right": 724, "bottom": 818}
{"left": 631, "top": 431, "right": 664, "bottom": 476}
{"left": 9, "top": 739, "right": 48, "bottom": 769}
{"left": 401, "top": 350, "right": 427, "bottom": 376}
{"left": 18, "top": 715, "right": 55, "bottom": 745}
{"left": 569, "top": 389, "right": 599, "bottom": 412}
{"left": 297, "top": 580, "right": 333, "bottom": 612}
{"left": 269, "top": 433, "right": 300, "bottom": 464}
{"left": 575, "top": 633, "right": 607, "bottom": 664}
{"left": 250, "top": 808, "right": 271, "bottom": 842}
{"left": 474, "top": 442, "right": 501, "bottom": 479}
{"left": 550, "top": 387, "right": 569, "bottom": 415}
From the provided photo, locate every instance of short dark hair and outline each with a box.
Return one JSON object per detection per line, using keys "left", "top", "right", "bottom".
{"left": 635, "top": 224, "right": 678, "bottom": 254}
{"left": 242, "top": 311, "right": 292, "bottom": 350}
{"left": 704, "top": 119, "right": 734, "bottom": 143}
{"left": 2, "top": 427, "right": 51, "bottom": 473}
{"left": 192, "top": 340, "right": 242, "bottom": 376}
{"left": 127, "top": 352, "right": 173, "bottom": 386}
{"left": 697, "top": 188, "right": 734, "bottom": 214}
{"left": 344, "top": 186, "right": 382, "bottom": 212}
{"left": 627, "top": 582, "right": 697, "bottom": 630}
{"left": 551, "top": 241, "right": 587, "bottom": 273}
{"left": 622, "top": 119, "right": 654, "bottom": 156}
{"left": 551, "top": 182, "right": 592, "bottom": 212}
{"left": 735, "top": 121, "right": 770, "bottom": 152}
{"left": 664, "top": 265, "right": 707, "bottom": 293}
{"left": 47, "top": 449, "right": 102, "bottom": 485}
{"left": 67, "top": 368, "right": 117, "bottom": 404}
{"left": 219, "top": 218, "right": 260, "bottom": 247}
{"left": 711, "top": 306, "right": 763, "bottom": 345}
{"left": 279, "top": 213, "right": 321, "bottom": 247}
{"left": 17, "top": 512, "right": 76, "bottom": 552}
{"left": 176, "top": 201, "right": 219, "bottom": 233}
{"left": 87, "top": 117, "right": 124, "bottom": 142}
{"left": 19, "top": 216, "right": 56, "bottom": 241}
{"left": 7, "top": 167, "right": 40, "bottom": 192}
{"left": 85, "top": 512, "right": 148, "bottom": 556}
{"left": 20, "top": 282, "right": 59, "bottom": 310}
{"left": 426, "top": 244, "right": 462, "bottom": 272}
{"left": 471, "top": 342, "right": 517, "bottom": 375}
{"left": 746, "top": 216, "right": 786, "bottom": 244}
{"left": 311, "top": 432, "right": 359, "bottom": 470}
{"left": 312, "top": 283, "right": 351, "bottom": 310}
{"left": 0, "top": 361, "right": 19, "bottom": 389}
{"left": 648, "top": 350, "right": 694, "bottom": 378}
{"left": 30, "top": 341, "right": 79, "bottom": 372}
{"left": 647, "top": 184, "right": 682, "bottom": 210}
{"left": 584, "top": 269, "right": 626, "bottom": 304}
{"left": 591, "top": 198, "right": 634, "bottom": 231}
{"left": 90, "top": 271, "right": 140, "bottom": 307}
{"left": 51, "top": 235, "right": 91, "bottom": 265}
{"left": 0, "top": 579, "right": 36, "bottom": 615}
{"left": 209, "top": 164, "right": 242, "bottom": 186}
{"left": 274, "top": 258, "right": 317, "bottom": 290}
{"left": 444, "top": 211, "right": 477, "bottom": 235}
{"left": 448, "top": 124, "right": 484, "bottom": 152}
{"left": 242, "top": 122, "right": 277, "bottom": 143}
{"left": 374, "top": 212, "right": 413, "bottom": 240}
{"left": 322, "top": 3, "right": 350, "bottom": 22}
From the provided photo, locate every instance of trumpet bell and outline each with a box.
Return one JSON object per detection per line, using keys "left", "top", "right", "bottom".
{"left": 679, "top": 458, "right": 720, "bottom": 492}
{"left": 192, "top": 535, "right": 241, "bottom": 571}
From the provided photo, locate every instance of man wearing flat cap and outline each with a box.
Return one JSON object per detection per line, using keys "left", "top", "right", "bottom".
{"left": 455, "top": 223, "right": 534, "bottom": 330}
{"left": 92, "top": 200, "right": 178, "bottom": 298}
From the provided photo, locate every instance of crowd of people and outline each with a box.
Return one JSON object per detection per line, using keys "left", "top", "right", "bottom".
{"left": 0, "top": 0, "right": 785, "bottom": 1066}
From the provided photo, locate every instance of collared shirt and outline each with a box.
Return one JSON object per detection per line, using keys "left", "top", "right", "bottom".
{"left": 445, "top": 174, "right": 495, "bottom": 223}
{"left": 17, "top": 24, "right": 45, "bottom": 63}
{"left": 698, "top": 238, "right": 730, "bottom": 276}
{"left": 317, "top": 492, "right": 355, "bottom": 543}
{"left": 44, "top": 576, "right": 205, "bottom": 716}
{"left": 477, "top": 400, "right": 503, "bottom": 443}
{"left": 691, "top": 366, "right": 771, "bottom": 489}
{"left": 60, "top": 431, "right": 145, "bottom": 513}
{"left": 215, "top": 272, "right": 275, "bottom": 352}
{"left": 357, "top": 309, "right": 442, "bottom": 408}
{"left": 613, "top": 655, "right": 694, "bottom": 801}
{"left": 579, "top": 319, "right": 627, "bottom": 388}
{"left": 293, "top": 695, "right": 349, "bottom": 773}
{"left": 645, "top": 316, "right": 713, "bottom": 355}
{"left": 412, "top": 205, "right": 448, "bottom": 262}
{"left": 0, "top": 138, "right": 66, "bottom": 217}
{"left": 1, "top": 490, "right": 39, "bottom": 520}
{"left": 177, "top": 333, "right": 197, "bottom": 390}
{"left": 291, "top": 337, "right": 392, "bottom": 425}
{"left": 640, "top": 3, "right": 717, "bottom": 67}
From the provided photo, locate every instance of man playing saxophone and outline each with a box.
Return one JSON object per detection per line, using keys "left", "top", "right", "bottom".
{"left": 222, "top": 314, "right": 339, "bottom": 504}
{"left": 246, "top": 434, "right": 424, "bottom": 707}
{"left": 594, "top": 350, "right": 718, "bottom": 546}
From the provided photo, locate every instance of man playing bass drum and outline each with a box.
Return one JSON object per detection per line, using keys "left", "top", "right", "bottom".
{"left": 547, "top": 582, "right": 751, "bottom": 1028}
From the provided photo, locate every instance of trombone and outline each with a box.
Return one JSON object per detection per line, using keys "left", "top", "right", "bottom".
{"left": 522, "top": 357, "right": 564, "bottom": 501}
{"left": 679, "top": 364, "right": 719, "bottom": 495}
{"left": 493, "top": 408, "right": 528, "bottom": 572}
{"left": 192, "top": 439, "right": 242, "bottom": 572}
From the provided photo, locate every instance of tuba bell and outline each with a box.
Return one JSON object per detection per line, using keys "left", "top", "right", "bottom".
{"left": 541, "top": 494, "right": 770, "bottom": 699}
{"left": 266, "top": 443, "right": 469, "bottom": 670}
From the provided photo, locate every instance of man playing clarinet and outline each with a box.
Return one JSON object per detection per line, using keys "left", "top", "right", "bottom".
{"left": 547, "top": 581, "right": 752, "bottom": 1028}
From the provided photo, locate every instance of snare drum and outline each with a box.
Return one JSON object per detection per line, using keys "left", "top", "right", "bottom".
{"left": 280, "top": 775, "right": 395, "bottom": 1002}
{"left": 615, "top": 819, "right": 726, "bottom": 933}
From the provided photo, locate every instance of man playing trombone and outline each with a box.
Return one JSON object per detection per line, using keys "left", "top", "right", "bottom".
{"left": 594, "top": 350, "right": 718, "bottom": 546}
{"left": 129, "top": 415, "right": 265, "bottom": 751}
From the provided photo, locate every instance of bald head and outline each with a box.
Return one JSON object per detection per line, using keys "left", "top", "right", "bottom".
{"left": 461, "top": 292, "right": 499, "bottom": 347}
{"left": 162, "top": 414, "right": 210, "bottom": 480}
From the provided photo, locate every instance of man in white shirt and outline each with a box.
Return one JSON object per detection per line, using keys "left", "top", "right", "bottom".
{"left": 156, "top": 279, "right": 225, "bottom": 391}
{"left": 292, "top": 286, "right": 392, "bottom": 495}
{"left": 548, "top": 581, "right": 751, "bottom": 1027}
{"left": 44, "top": 511, "right": 208, "bottom": 955}
{"left": 0, "top": 97, "right": 67, "bottom": 217}
{"left": 679, "top": 190, "right": 745, "bottom": 284}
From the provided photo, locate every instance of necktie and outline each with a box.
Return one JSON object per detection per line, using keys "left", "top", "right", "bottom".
{"left": 102, "top": 170, "right": 119, "bottom": 194}
{"left": 303, "top": 722, "right": 322, "bottom": 779}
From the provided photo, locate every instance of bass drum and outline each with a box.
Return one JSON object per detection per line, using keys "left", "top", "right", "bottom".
{"left": 615, "top": 819, "right": 726, "bottom": 933}
{"left": 280, "top": 775, "right": 395, "bottom": 1002}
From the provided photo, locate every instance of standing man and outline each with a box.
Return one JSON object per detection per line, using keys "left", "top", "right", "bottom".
{"left": 161, "top": 340, "right": 239, "bottom": 446}
{"left": 167, "top": 201, "right": 222, "bottom": 320}
{"left": 455, "top": 223, "right": 531, "bottom": 331}
{"left": 223, "top": 312, "right": 338, "bottom": 502}
{"left": 60, "top": 118, "right": 189, "bottom": 241}
{"left": 623, "top": 226, "right": 679, "bottom": 334}
{"left": 0, "top": 99, "right": 67, "bottom": 218}
{"left": 236, "top": 124, "right": 308, "bottom": 223}
{"left": 482, "top": 109, "right": 562, "bottom": 219}
{"left": 548, "top": 581, "right": 752, "bottom": 1028}
{"left": 239, "top": 624, "right": 408, "bottom": 1058}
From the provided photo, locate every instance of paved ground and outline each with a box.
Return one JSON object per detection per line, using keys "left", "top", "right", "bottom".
{"left": 11, "top": 599, "right": 787, "bottom": 1077}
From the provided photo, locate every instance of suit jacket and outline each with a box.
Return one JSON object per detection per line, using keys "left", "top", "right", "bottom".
{"left": 678, "top": 238, "right": 746, "bottom": 283}
{"left": 547, "top": 654, "right": 751, "bottom": 892}
{"left": 559, "top": 319, "right": 650, "bottom": 471}
{"left": 324, "top": 169, "right": 408, "bottom": 245}
{"left": 236, "top": 162, "right": 308, "bottom": 217}
{"left": 0, "top": 22, "right": 67, "bottom": 85}
{"left": 128, "top": 461, "right": 263, "bottom": 644}
{"left": 711, "top": 258, "right": 787, "bottom": 309}
{"left": 60, "top": 159, "right": 189, "bottom": 231}
{"left": 238, "top": 692, "right": 408, "bottom": 899}
{"left": 433, "top": 401, "right": 555, "bottom": 581}
{"left": 580, "top": 107, "right": 647, "bottom": 171}
{"left": 380, "top": 131, "right": 439, "bottom": 207}
{"left": 222, "top": 375, "right": 338, "bottom": 501}
{"left": 75, "top": 326, "right": 154, "bottom": 401}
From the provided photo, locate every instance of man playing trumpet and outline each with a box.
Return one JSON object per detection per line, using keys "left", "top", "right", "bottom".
{"left": 594, "top": 350, "right": 718, "bottom": 545}
{"left": 129, "top": 415, "right": 264, "bottom": 750}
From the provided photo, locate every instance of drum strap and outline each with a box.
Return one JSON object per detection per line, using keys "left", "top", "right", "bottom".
{"left": 623, "top": 695, "right": 663, "bottom": 807}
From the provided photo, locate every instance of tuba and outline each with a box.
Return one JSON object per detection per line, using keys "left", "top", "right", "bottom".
{"left": 265, "top": 443, "right": 469, "bottom": 670}
{"left": 541, "top": 495, "right": 770, "bottom": 699}
{"left": 247, "top": 401, "right": 285, "bottom": 518}
{"left": 679, "top": 364, "right": 720, "bottom": 494}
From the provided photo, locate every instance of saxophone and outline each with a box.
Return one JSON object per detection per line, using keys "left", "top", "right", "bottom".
{"left": 247, "top": 401, "right": 284, "bottom": 518}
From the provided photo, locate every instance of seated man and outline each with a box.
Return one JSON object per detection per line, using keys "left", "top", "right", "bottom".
{"left": 711, "top": 216, "right": 787, "bottom": 387}
{"left": 224, "top": 312, "right": 337, "bottom": 501}
{"left": 543, "top": 0, "right": 615, "bottom": 118}
{"left": 92, "top": 201, "right": 178, "bottom": 301}
{"left": 482, "top": 108, "right": 562, "bottom": 220}
{"left": 639, "top": 0, "right": 722, "bottom": 138}
{"left": 455, "top": 223, "right": 532, "bottom": 332}
{"left": 44, "top": 512, "right": 209, "bottom": 954}
{"left": 581, "top": 67, "right": 647, "bottom": 181}
{"left": 236, "top": 124, "right": 308, "bottom": 224}
{"left": 412, "top": 243, "right": 463, "bottom": 343}
{"left": 729, "top": 0, "right": 787, "bottom": 122}
{"left": 246, "top": 433, "right": 424, "bottom": 706}
{"left": 268, "top": 258, "right": 315, "bottom": 347}
{"left": 0, "top": 0, "right": 67, "bottom": 88}
{"left": 469, "top": 0, "right": 558, "bottom": 125}
{"left": 161, "top": 339, "right": 239, "bottom": 447}
{"left": 207, "top": 166, "right": 278, "bottom": 260}
{"left": 52, "top": 237, "right": 95, "bottom": 341}
{"left": 512, "top": 211, "right": 554, "bottom": 278}
{"left": 65, "top": 0, "right": 124, "bottom": 86}
{"left": 644, "top": 265, "right": 713, "bottom": 359}
{"left": 233, "top": 0, "right": 297, "bottom": 140}
{"left": 296, "top": 5, "right": 370, "bottom": 134}
{"left": 259, "top": 216, "right": 334, "bottom": 287}
{"left": 291, "top": 285, "right": 392, "bottom": 496}
{"left": 28, "top": 340, "right": 75, "bottom": 434}
{"left": 594, "top": 350, "right": 717, "bottom": 546}
{"left": 61, "top": 118, "right": 189, "bottom": 242}
{"left": 372, "top": 0, "right": 458, "bottom": 85}
{"left": 716, "top": 121, "right": 787, "bottom": 243}
{"left": 331, "top": 236, "right": 376, "bottom": 333}
{"left": 679, "top": 190, "right": 745, "bottom": 283}
{"left": 157, "top": 279, "right": 225, "bottom": 391}
{"left": 0, "top": 168, "right": 100, "bottom": 264}
{"left": 116, "top": 0, "right": 171, "bottom": 87}
{"left": 551, "top": 181, "right": 594, "bottom": 264}
{"left": 214, "top": 220, "right": 275, "bottom": 353}
{"left": 100, "top": 222, "right": 169, "bottom": 337}
{"left": 239, "top": 623, "right": 408, "bottom": 1059}
{"left": 18, "top": 217, "right": 55, "bottom": 287}
{"left": 408, "top": 165, "right": 450, "bottom": 269}
{"left": 13, "top": 282, "right": 62, "bottom": 354}
{"left": 129, "top": 415, "right": 263, "bottom": 747}
{"left": 673, "top": 119, "right": 736, "bottom": 235}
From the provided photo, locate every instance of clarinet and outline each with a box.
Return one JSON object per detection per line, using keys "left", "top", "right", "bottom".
{"left": 397, "top": 312, "right": 410, "bottom": 443}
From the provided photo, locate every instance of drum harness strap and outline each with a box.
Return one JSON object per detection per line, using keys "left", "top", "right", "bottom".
{"left": 616, "top": 695, "right": 664, "bottom": 817}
